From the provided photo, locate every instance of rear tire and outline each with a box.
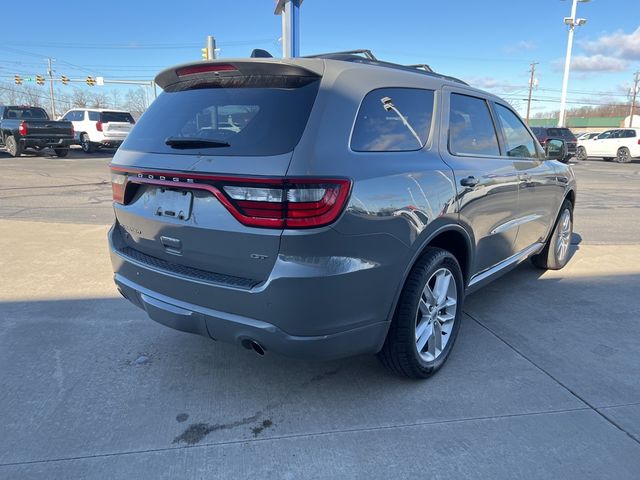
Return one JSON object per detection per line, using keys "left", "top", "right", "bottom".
{"left": 576, "top": 146, "right": 587, "bottom": 161}
{"left": 54, "top": 148, "right": 69, "bottom": 158}
{"left": 81, "top": 134, "right": 95, "bottom": 153}
{"left": 378, "top": 248, "right": 464, "bottom": 379}
{"left": 5, "top": 135, "right": 22, "bottom": 157}
{"left": 531, "top": 199, "right": 573, "bottom": 270}
{"left": 615, "top": 147, "right": 631, "bottom": 163}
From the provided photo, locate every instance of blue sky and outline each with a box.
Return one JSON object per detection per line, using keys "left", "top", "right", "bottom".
{"left": 1, "top": 0, "right": 638, "bottom": 117}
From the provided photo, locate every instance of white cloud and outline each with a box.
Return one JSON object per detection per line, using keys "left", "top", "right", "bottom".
{"left": 569, "top": 55, "right": 628, "bottom": 72}
{"left": 504, "top": 40, "right": 537, "bottom": 53}
{"left": 463, "top": 76, "right": 524, "bottom": 92}
{"left": 581, "top": 27, "right": 640, "bottom": 60}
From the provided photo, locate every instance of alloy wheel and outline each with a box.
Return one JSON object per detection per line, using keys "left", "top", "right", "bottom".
{"left": 415, "top": 268, "right": 457, "bottom": 362}
{"left": 556, "top": 209, "right": 572, "bottom": 262}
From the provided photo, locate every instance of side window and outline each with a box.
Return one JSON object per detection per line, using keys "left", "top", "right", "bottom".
{"left": 88, "top": 111, "right": 99, "bottom": 121}
{"left": 351, "top": 88, "right": 434, "bottom": 152}
{"left": 448, "top": 93, "right": 500, "bottom": 156}
{"left": 623, "top": 129, "right": 636, "bottom": 138}
{"left": 62, "top": 111, "right": 74, "bottom": 121}
{"left": 494, "top": 104, "right": 537, "bottom": 158}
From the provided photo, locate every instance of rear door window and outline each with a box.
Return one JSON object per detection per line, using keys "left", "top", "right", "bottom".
{"left": 121, "top": 81, "right": 320, "bottom": 156}
{"left": 448, "top": 93, "right": 500, "bottom": 157}
{"left": 101, "top": 111, "right": 135, "bottom": 123}
{"left": 88, "top": 111, "right": 99, "bottom": 121}
{"left": 494, "top": 103, "right": 538, "bottom": 158}
{"left": 351, "top": 88, "right": 434, "bottom": 152}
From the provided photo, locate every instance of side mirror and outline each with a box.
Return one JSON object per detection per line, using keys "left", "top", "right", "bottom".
{"left": 545, "top": 138, "right": 569, "bottom": 163}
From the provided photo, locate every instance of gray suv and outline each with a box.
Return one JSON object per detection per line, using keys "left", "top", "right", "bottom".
{"left": 109, "top": 51, "right": 576, "bottom": 379}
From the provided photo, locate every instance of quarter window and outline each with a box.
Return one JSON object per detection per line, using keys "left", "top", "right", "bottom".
{"left": 494, "top": 104, "right": 537, "bottom": 158}
{"left": 448, "top": 93, "right": 500, "bottom": 156}
{"left": 351, "top": 88, "right": 434, "bottom": 152}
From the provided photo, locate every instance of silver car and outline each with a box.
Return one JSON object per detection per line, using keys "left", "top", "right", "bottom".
{"left": 108, "top": 51, "right": 576, "bottom": 378}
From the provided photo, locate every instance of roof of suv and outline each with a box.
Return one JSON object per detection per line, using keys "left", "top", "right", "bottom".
{"left": 68, "top": 108, "right": 131, "bottom": 113}
{"left": 155, "top": 53, "right": 474, "bottom": 92}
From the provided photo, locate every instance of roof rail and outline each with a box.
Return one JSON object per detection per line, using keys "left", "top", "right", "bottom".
{"left": 305, "top": 49, "right": 377, "bottom": 60}
{"left": 303, "top": 49, "right": 468, "bottom": 86}
{"left": 406, "top": 64, "right": 434, "bottom": 73}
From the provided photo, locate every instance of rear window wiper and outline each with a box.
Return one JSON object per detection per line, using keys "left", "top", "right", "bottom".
{"left": 165, "top": 137, "right": 230, "bottom": 149}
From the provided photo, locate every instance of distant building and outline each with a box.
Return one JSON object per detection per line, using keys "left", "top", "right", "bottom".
{"left": 528, "top": 117, "right": 625, "bottom": 134}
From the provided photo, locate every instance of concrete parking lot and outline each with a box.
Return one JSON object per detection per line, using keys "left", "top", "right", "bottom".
{"left": 1, "top": 150, "right": 639, "bottom": 479}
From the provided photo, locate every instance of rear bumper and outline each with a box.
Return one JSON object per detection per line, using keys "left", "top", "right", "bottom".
{"left": 108, "top": 225, "right": 401, "bottom": 360}
{"left": 21, "top": 137, "right": 73, "bottom": 149}
{"left": 115, "top": 272, "right": 388, "bottom": 360}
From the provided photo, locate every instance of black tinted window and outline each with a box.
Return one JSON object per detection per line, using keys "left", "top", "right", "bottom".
{"left": 351, "top": 88, "right": 434, "bottom": 152}
{"left": 101, "top": 111, "right": 134, "bottom": 123}
{"left": 547, "top": 128, "right": 573, "bottom": 139}
{"left": 494, "top": 104, "right": 537, "bottom": 158}
{"left": 622, "top": 129, "right": 636, "bottom": 138}
{"left": 88, "top": 111, "right": 99, "bottom": 121}
{"left": 3, "top": 107, "right": 47, "bottom": 119}
{"left": 449, "top": 93, "right": 500, "bottom": 156}
{"left": 122, "top": 82, "right": 320, "bottom": 156}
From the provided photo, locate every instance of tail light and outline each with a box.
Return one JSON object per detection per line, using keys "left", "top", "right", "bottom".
{"left": 70, "top": 124, "right": 75, "bottom": 137}
{"left": 18, "top": 121, "right": 27, "bottom": 136}
{"left": 111, "top": 171, "right": 127, "bottom": 204}
{"left": 110, "top": 168, "right": 351, "bottom": 229}
{"left": 96, "top": 121, "right": 103, "bottom": 132}
{"left": 176, "top": 64, "right": 238, "bottom": 76}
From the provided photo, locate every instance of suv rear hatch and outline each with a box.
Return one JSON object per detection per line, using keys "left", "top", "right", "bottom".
{"left": 100, "top": 111, "right": 135, "bottom": 138}
{"left": 111, "top": 60, "right": 334, "bottom": 285}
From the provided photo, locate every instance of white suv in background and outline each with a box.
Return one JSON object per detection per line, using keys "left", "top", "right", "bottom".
{"left": 61, "top": 108, "right": 135, "bottom": 153}
{"left": 576, "top": 128, "right": 640, "bottom": 163}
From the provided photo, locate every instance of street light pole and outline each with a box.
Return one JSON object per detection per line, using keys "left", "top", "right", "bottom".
{"left": 47, "top": 58, "right": 56, "bottom": 118}
{"left": 558, "top": 0, "right": 589, "bottom": 128}
{"left": 275, "top": 0, "right": 303, "bottom": 58}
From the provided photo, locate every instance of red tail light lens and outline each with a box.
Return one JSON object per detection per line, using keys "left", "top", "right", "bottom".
{"left": 70, "top": 124, "right": 75, "bottom": 137}
{"left": 96, "top": 121, "right": 103, "bottom": 132}
{"left": 111, "top": 171, "right": 127, "bottom": 204}
{"left": 110, "top": 168, "right": 351, "bottom": 228}
{"left": 18, "top": 121, "right": 27, "bottom": 136}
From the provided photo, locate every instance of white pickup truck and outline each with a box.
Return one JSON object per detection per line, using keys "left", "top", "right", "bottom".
{"left": 576, "top": 128, "right": 640, "bottom": 163}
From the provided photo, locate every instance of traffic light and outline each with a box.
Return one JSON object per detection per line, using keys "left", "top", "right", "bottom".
{"left": 61, "top": 75, "right": 69, "bottom": 85}
{"left": 201, "top": 47, "right": 208, "bottom": 60}
{"left": 86, "top": 76, "right": 95, "bottom": 86}
{"left": 14, "top": 75, "right": 22, "bottom": 85}
{"left": 36, "top": 75, "right": 45, "bottom": 86}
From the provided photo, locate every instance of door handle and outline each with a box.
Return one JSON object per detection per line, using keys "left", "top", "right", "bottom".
{"left": 460, "top": 176, "right": 479, "bottom": 187}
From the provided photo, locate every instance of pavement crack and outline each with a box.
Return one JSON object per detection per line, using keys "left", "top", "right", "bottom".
{"left": 464, "top": 310, "right": 640, "bottom": 447}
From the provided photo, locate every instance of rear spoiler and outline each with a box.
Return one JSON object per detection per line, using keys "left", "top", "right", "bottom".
{"left": 155, "top": 60, "right": 322, "bottom": 91}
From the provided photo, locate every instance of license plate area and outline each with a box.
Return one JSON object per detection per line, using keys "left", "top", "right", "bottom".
{"left": 152, "top": 188, "right": 193, "bottom": 220}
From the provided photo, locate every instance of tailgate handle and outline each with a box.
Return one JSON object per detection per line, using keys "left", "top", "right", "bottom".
{"left": 160, "top": 236, "right": 182, "bottom": 255}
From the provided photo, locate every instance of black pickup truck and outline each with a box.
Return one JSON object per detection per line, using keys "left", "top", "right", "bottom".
{"left": 0, "top": 106, "right": 74, "bottom": 157}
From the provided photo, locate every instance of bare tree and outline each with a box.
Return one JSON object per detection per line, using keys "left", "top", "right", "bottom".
{"left": 124, "top": 87, "right": 148, "bottom": 117}
{"left": 20, "top": 85, "right": 43, "bottom": 108}
{"left": 110, "top": 89, "right": 122, "bottom": 109}
{"left": 72, "top": 88, "right": 91, "bottom": 108}
{"left": 0, "top": 82, "right": 21, "bottom": 105}
{"left": 89, "top": 92, "right": 110, "bottom": 109}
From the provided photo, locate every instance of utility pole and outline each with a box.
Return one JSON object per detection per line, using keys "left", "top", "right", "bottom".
{"left": 47, "top": 58, "right": 56, "bottom": 118}
{"left": 207, "top": 35, "right": 216, "bottom": 60}
{"left": 526, "top": 61, "right": 539, "bottom": 124}
{"left": 629, "top": 71, "right": 640, "bottom": 128}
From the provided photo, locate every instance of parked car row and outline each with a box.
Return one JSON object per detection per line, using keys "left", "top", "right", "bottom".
{"left": 576, "top": 128, "right": 640, "bottom": 163}
{"left": 0, "top": 105, "right": 135, "bottom": 157}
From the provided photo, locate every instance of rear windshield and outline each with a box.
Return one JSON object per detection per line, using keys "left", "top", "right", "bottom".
{"left": 547, "top": 128, "right": 574, "bottom": 138}
{"left": 121, "top": 82, "right": 320, "bottom": 156}
{"left": 3, "top": 107, "right": 48, "bottom": 120}
{"left": 101, "top": 111, "right": 134, "bottom": 123}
